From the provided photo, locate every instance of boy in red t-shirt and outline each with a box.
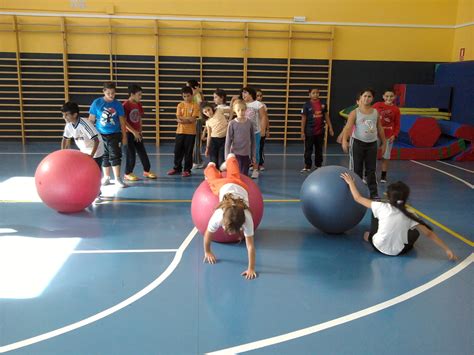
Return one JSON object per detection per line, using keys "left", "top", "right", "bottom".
{"left": 373, "top": 89, "right": 400, "bottom": 183}
{"left": 123, "top": 84, "right": 157, "bottom": 181}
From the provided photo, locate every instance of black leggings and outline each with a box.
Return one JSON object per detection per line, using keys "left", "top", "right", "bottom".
{"left": 209, "top": 137, "right": 226, "bottom": 168}
{"left": 368, "top": 214, "right": 420, "bottom": 255}
{"left": 259, "top": 136, "right": 266, "bottom": 166}
{"left": 350, "top": 138, "right": 378, "bottom": 198}
{"left": 125, "top": 132, "right": 151, "bottom": 174}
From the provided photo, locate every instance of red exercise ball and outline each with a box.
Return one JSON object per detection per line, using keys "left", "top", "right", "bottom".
{"left": 191, "top": 174, "right": 264, "bottom": 243}
{"left": 35, "top": 149, "right": 101, "bottom": 213}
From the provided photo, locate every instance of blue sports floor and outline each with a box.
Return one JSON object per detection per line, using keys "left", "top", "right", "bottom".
{"left": 0, "top": 142, "right": 472, "bottom": 355}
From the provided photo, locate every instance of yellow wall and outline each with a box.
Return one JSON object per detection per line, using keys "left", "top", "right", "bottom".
{"left": 452, "top": 0, "right": 474, "bottom": 61}
{"left": 0, "top": 0, "right": 466, "bottom": 62}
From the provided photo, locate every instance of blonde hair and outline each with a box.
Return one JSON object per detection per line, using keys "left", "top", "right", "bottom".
{"left": 217, "top": 193, "right": 249, "bottom": 234}
{"left": 232, "top": 99, "right": 247, "bottom": 112}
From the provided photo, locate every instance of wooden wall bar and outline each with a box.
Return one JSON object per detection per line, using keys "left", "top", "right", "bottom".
{"left": 0, "top": 16, "right": 333, "bottom": 144}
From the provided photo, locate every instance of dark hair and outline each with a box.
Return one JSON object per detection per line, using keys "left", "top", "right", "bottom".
{"left": 200, "top": 101, "right": 215, "bottom": 116}
{"left": 128, "top": 84, "right": 142, "bottom": 96}
{"left": 103, "top": 81, "right": 116, "bottom": 90}
{"left": 186, "top": 80, "right": 200, "bottom": 89}
{"left": 383, "top": 88, "right": 395, "bottom": 95}
{"left": 217, "top": 194, "right": 249, "bottom": 235}
{"left": 61, "top": 102, "right": 79, "bottom": 115}
{"left": 386, "top": 181, "right": 432, "bottom": 230}
{"left": 241, "top": 86, "right": 257, "bottom": 100}
{"left": 356, "top": 88, "right": 375, "bottom": 100}
{"left": 181, "top": 86, "right": 193, "bottom": 95}
{"left": 214, "top": 88, "right": 227, "bottom": 103}
{"left": 256, "top": 89, "right": 263, "bottom": 94}
{"left": 308, "top": 87, "right": 320, "bottom": 93}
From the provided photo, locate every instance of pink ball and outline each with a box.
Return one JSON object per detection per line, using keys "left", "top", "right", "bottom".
{"left": 35, "top": 150, "right": 101, "bottom": 213}
{"left": 191, "top": 174, "right": 264, "bottom": 243}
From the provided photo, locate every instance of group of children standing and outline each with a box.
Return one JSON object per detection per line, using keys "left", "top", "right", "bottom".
{"left": 61, "top": 82, "right": 458, "bottom": 281}
{"left": 62, "top": 82, "right": 157, "bottom": 190}
{"left": 167, "top": 83, "right": 269, "bottom": 179}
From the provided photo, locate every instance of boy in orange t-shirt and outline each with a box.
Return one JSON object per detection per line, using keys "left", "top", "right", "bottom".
{"left": 167, "top": 86, "right": 200, "bottom": 177}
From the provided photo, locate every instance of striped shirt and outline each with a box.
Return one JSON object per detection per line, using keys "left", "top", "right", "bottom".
{"left": 63, "top": 118, "right": 104, "bottom": 158}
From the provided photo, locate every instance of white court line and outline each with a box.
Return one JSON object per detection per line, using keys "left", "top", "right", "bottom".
{"left": 0, "top": 227, "right": 198, "bottom": 353}
{"left": 208, "top": 253, "right": 474, "bottom": 355}
{"left": 410, "top": 160, "right": 474, "bottom": 189}
{"left": 71, "top": 249, "right": 178, "bottom": 254}
{"left": 437, "top": 160, "right": 474, "bottom": 174}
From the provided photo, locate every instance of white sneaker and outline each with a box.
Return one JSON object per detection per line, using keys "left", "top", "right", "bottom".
{"left": 219, "top": 162, "right": 227, "bottom": 171}
{"left": 115, "top": 179, "right": 128, "bottom": 188}
{"left": 101, "top": 176, "right": 111, "bottom": 186}
{"left": 251, "top": 170, "right": 259, "bottom": 179}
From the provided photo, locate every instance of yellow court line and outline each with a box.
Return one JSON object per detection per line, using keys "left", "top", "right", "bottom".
{"left": 408, "top": 205, "right": 474, "bottom": 247}
{"left": 2, "top": 198, "right": 471, "bottom": 247}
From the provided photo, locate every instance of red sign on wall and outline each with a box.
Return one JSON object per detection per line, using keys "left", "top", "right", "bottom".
{"left": 460, "top": 48, "right": 465, "bottom": 61}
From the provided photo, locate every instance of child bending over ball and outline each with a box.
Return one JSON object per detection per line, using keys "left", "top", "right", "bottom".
{"left": 341, "top": 172, "right": 457, "bottom": 260}
{"left": 203, "top": 153, "right": 257, "bottom": 280}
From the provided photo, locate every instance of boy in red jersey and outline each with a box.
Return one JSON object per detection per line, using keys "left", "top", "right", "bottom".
{"left": 123, "top": 84, "right": 157, "bottom": 181}
{"left": 300, "top": 88, "right": 334, "bottom": 172}
{"left": 373, "top": 89, "right": 400, "bottom": 183}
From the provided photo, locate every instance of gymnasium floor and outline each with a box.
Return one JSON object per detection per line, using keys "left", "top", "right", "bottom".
{"left": 0, "top": 141, "right": 472, "bottom": 355}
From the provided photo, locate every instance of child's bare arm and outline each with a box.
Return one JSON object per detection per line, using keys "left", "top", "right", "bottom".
{"left": 342, "top": 110, "right": 356, "bottom": 153}
{"left": 119, "top": 116, "right": 128, "bottom": 145}
{"left": 242, "top": 236, "right": 257, "bottom": 279}
{"left": 340, "top": 172, "right": 372, "bottom": 208}
{"left": 301, "top": 114, "right": 307, "bottom": 140}
{"left": 203, "top": 229, "right": 217, "bottom": 264}
{"left": 205, "top": 126, "right": 212, "bottom": 157}
{"left": 325, "top": 112, "right": 334, "bottom": 136}
{"left": 61, "top": 137, "right": 71, "bottom": 150}
{"left": 416, "top": 225, "right": 458, "bottom": 261}
{"left": 90, "top": 136, "right": 99, "bottom": 157}
{"left": 88, "top": 114, "right": 96, "bottom": 123}
{"left": 259, "top": 106, "right": 268, "bottom": 135}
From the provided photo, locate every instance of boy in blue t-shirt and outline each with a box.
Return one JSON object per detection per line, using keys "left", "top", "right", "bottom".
{"left": 88, "top": 81, "right": 128, "bottom": 187}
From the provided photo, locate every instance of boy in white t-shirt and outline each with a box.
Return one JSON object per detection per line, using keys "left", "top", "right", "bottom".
{"left": 61, "top": 102, "right": 104, "bottom": 167}
{"left": 341, "top": 172, "right": 457, "bottom": 260}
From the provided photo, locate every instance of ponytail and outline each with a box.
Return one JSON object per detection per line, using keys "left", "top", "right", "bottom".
{"left": 386, "top": 181, "right": 432, "bottom": 231}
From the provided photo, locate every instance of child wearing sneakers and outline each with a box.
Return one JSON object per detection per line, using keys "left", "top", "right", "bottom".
{"left": 167, "top": 86, "right": 200, "bottom": 177}
{"left": 203, "top": 153, "right": 257, "bottom": 280}
{"left": 88, "top": 81, "right": 128, "bottom": 188}
{"left": 122, "top": 84, "right": 157, "bottom": 181}
{"left": 300, "top": 87, "right": 334, "bottom": 173}
{"left": 61, "top": 101, "right": 104, "bottom": 167}
{"left": 225, "top": 100, "right": 256, "bottom": 176}
{"left": 373, "top": 89, "right": 400, "bottom": 183}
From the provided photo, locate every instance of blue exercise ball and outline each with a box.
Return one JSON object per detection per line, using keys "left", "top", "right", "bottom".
{"left": 300, "top": 165, "right": 369, "bottom": 234}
